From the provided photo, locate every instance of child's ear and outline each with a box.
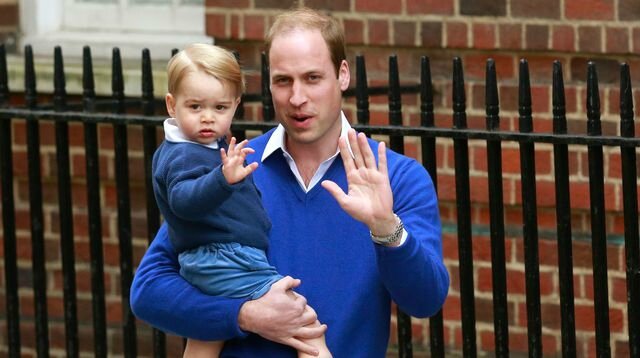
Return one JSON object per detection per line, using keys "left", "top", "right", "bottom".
{"left": 165, "top": 93, "right": 176, "bottom": 117}
{"left": 230, "top": 97, "right": 241, "bottom": 112}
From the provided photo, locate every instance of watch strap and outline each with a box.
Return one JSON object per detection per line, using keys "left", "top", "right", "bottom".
{"left": 370, "top": 214, "right": 403, "bottom": 245}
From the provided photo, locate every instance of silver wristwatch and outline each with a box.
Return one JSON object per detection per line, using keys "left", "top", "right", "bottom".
{"left": 370, "top": 214, "right": 404, "bottom": 245}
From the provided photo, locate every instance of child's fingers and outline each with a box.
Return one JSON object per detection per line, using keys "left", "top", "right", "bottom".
{"left": 233, "top": 139, "right": 250, "bottom": 154}
{"left": 227, "top": 137, "right": 237, "bottom": 152}
{"left": 235, "top": 139, "right": 250, "bottom": 149}
{"left": 227, "top": 162, "right": 258, "bottom": 183}
{"left": 220, "top": 148, "right": 227, "bottom": 160}
{"left": 244, "top": 162, "right": 259, "bottom": 175}
{"left": 241, "top": 148, "right": 255, "bottom": 155}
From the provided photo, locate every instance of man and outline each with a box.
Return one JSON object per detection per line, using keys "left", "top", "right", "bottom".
{"left": 130, "top": 7, "right": 449, "bottom": 357}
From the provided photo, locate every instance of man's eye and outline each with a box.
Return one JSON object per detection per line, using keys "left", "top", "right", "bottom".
{"left": 274, "top": 77, "right": 290, "bottom": 85}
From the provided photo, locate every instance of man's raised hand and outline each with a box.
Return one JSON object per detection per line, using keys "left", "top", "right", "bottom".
{"left": 321, "top": 129, "right": 398, "bottom": 238}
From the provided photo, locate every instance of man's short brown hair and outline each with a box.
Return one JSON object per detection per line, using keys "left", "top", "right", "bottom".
{"left": 265, "top": 7, "right": 346, "bottom": 77}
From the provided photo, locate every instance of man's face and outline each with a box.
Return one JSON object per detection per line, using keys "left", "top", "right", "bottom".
{"left": 269, "top": 28, "right": 350, "bottom": 152}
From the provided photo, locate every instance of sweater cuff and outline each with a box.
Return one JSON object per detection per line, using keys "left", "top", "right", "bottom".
{"left": 228, "top": 297, "right": 252, "bottom": 338}
{"left": 374, "top": 230, "right": 416, "bottom": 260}
{"left": 214, "top": 166, "right": 235, "bottom": 192}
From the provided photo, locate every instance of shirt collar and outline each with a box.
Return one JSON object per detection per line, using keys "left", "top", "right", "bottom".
{"left": 261, "top": 111, "right": 352, "bottom": 162}
{"left": 163, "top": 118, "right": 220, "bottom": 149}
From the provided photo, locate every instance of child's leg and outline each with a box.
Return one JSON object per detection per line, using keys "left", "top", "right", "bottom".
{"left": 183, "top": 339, "right": 223, "bottom": 358}
{"left": 297, "top": 321, "right": 332, "bottom": 358}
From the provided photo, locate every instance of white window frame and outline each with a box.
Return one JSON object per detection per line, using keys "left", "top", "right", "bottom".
{"left": 19, "top": 0, "right": 213, "bottom": 60}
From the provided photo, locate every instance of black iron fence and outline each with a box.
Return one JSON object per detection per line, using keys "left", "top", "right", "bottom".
{"left": 0, "top": 43, "right": 639, "bottom": 357}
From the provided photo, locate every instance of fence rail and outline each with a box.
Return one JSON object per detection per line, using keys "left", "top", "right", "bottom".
{"left": 0, "top": 43, "right": 639, "bottom": 357}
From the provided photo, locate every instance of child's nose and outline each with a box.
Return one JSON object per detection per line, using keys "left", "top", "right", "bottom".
{"left": 201, "top": 111, "right": 215, "bottom": 122}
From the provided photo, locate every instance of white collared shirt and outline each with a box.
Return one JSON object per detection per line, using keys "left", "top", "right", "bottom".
{"left": 261, "top": 111, "right": 352, "bottom": 193}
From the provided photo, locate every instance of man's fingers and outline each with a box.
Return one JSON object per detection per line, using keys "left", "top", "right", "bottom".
{"left": 273, "top": 276, "right": 302, "bottom": 292}
{"left": 284, "top": 338, "right": 319, "bottom": 357}
{"left": 321, "top": 180, "right": 347, "bottom": 205}
{"left": 377, "top": 141, "right": 388, "bottom": 176}
{"left": 284, "top": 320, "right": 326, "bottom": 355}
{"left": 289, "top": 289, "right": 304, "bottom": 298}
{"left": 295, "top": 321, "right": 327, "bottom": 339}
{"left": 299, "top": 304, "right": 318, "bottom": 325}
{"left": 337, "top": 136, "right": 356, "bottom": 172}
{"left": 321, "top": 180, "right": 360, "bottom": 216}
{"left": 348, "top": 129, "right": 365, "bottom": 168}
{"left": 358, "top": 132, "right": 376, "bottom": 169}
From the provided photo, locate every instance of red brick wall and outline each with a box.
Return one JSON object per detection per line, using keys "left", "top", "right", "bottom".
{"left": 1, "top": 0, "right": 639, "bottom": 356}
{"left": 0, "top": 0, "right": 18, "bottom": 44}
{"left": 203, "top": 0, "right": 639, "bottom": 356}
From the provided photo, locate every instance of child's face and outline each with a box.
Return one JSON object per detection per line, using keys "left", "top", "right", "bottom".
{"left": 165, "top": 69, "right": 240, "bottom": 145}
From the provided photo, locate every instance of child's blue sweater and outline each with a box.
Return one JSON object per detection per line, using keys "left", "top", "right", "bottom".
{"left": 132, "top": 129, "right": 449, "bottom": 357}
{"left": 152, "top": 140, "right": 271, "bottom": 253}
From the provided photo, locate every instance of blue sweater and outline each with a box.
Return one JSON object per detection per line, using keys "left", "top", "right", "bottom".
{"left": 152, "top": 140, "right": 271, "bottom": 252}
{"left": 132, "top": 129, "right": 449, "bottom": 357}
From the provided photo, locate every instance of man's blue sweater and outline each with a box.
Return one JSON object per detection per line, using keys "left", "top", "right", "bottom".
{"left": 152, "top": 140, "right": 271, "bottom": 252}
{"left": 132, "top": 129, "right": 449, "bottom": 357}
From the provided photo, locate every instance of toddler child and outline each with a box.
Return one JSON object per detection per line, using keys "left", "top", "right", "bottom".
{"left": 152, "top": 43, "right": 331, "bottom": 357}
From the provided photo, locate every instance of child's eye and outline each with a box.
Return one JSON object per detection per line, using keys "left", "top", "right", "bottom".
{"left": 216, "top": 105, "right": 228, "bottom": 111}
{"left": 189, "top": 104, "right": 201, "bottom": 110}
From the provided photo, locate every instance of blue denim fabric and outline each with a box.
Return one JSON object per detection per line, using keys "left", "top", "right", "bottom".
{"left": 179, "top": 242, "right": 282, "bottom": 300}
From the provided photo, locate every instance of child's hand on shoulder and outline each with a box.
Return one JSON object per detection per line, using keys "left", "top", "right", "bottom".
{"left": 221, "top": 137, "right": 259, "bottom": 184}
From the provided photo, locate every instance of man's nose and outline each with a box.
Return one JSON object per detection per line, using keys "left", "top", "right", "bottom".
{"left": 289, "top": 82, "right": 307, "bottom": 107}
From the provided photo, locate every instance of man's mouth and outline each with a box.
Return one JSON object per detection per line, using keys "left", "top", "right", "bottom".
{"left": 291, "top": 114, "right": 311, "bottom": 122}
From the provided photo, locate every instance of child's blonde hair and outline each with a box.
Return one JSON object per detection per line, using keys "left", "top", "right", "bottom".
{"left": 167, "top": 43, "right": 244, "bottom": 98}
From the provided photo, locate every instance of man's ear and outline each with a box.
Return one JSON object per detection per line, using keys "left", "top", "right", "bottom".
{"left": 165, "top": 93, "right": 176, "bottom": 117}
{"left": 338, "top": 60, "right": 350, "bottom": 91}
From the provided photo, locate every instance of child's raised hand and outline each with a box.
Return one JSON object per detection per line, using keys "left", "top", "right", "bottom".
{"left": 221, "top": 137, "right": 258, "bottom": 185}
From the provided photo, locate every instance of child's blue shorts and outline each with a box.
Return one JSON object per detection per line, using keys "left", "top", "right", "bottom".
{"left": 178, "top": 242, "right": 283, "bottom": 300}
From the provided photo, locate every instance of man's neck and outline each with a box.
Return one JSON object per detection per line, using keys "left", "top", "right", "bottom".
{"left": 285, "top": 129, "right": 341, "bottom": 186}
{"left": 288, "top": 140, "right": 336, "bottom": 165}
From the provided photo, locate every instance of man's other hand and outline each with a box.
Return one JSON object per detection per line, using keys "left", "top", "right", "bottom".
{"left": 237, "top": 276, "right": 327, "bottom": 355}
